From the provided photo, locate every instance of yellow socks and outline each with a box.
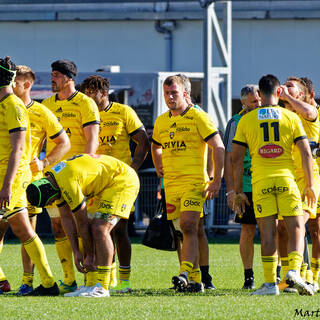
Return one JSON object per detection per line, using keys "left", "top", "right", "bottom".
{"left": 300, "top": 262, "right": 308, "bottom": 280}
{"left": 261, "top": 256, "right": 278, "bottom": 283}
{"left": 0, "top": 242, "right": 6, "bottom": 282}
{"left": 97, "top": 266, "right": 111, "bottom": 290}
{"left": 311, "top": 258, "right": 320, "bottom": 283}
{"left": 22, "top": 272, "right": 34, "bottom": 286}
{"left": 110, "top": 262, "right": 117, "bottom": 287}
{"left": 0, "top": 267, "right": 6, "bottom": 282}
{"left": 23, "top": 235, "right": 54, "bottom": 288}
{"left": 86, "top": 271, "right": 98, "bottom": 287}
{"left": 55, "top": 237, "right": 75, "bottom": 286}
{"left": 179, "top": 261, "right": 194, "bottom": 279}
{"left": 189, "top": 267, "right": 201, "bottom": 283}
{"left": 119, "top": 266, "right": 131, "bottom": 281}
{"left": 288, "top": 251, "right": 303, "bottom": 272}
{"left": 280, "top": 257, "right": 289, "bottom": 279}
{"left": 78, "top": 237, "right": 84, "bottom": 258}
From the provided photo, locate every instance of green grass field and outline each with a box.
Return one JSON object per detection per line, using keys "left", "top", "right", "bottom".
{"left": 0, "top": 235, "right": 319, "bottom": 320}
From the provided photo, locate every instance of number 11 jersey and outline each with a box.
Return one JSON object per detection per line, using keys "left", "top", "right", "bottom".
{"left": 233, "top": 106, "right": 306, "bottom": 184}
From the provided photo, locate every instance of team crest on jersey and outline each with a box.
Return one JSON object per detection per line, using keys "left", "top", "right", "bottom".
{"left": 170, "top": 132, "right": 175, "bottom": 139}
{"left": 258, "top": 144, "right": 284, "bottom": 158}
{"left": 52, "top": 161, "right": 66, "bottom": 173}
{"left": 257, "top": 108, "right": 281, "bottom": 120}
{"left": 257, "top": 204, "right": 262, "bottom": 213}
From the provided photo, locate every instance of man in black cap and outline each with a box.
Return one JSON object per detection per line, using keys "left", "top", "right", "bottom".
{"left": 40, "top": 59, "right": 100, "bottom": 294}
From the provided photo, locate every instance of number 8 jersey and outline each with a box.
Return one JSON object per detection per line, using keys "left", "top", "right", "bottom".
{"left": 233, "top": 106, "right": 307, "bottom": 184}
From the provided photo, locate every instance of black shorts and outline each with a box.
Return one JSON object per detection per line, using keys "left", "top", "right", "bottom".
{"left": 234, "top": 192, "right": 256, "bottom": 225}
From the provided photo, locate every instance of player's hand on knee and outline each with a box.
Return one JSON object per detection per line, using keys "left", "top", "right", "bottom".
{"left": 83, "top": 255, "right": 95, "bottom": 272}
{"left": 74, "top": 250, "right": 85, "bottom": 273}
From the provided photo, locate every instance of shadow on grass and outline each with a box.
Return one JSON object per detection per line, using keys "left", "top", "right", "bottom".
{"left": 0, "top": 288, "right": 253, "bottom": 298}
{"left": 111, "top": 288, "right": 250, "bottom": 297}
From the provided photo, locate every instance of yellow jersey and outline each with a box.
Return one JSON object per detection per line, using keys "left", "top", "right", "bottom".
{"left": 233, "top": 106, "right": 307, "bottom": 184}
{"left": 292, "top": 112, "right": 320, "bottom": 174}
{"left": 97, "top": 102, "right": 143, "bottom": 165}
{"left": 0, "top": 94, "right": 31, "bottom": 173}
{"left": 42, "top": 91, "right": 100, "bottom": 159}
{"left": 26, "top": 100, "right": 64, "bottom": 180}
{"left": 152, "top": 106, "right": 218, "bottom": 188}
{"left": 48, "top": 153, "right": 138, "bottom": 212}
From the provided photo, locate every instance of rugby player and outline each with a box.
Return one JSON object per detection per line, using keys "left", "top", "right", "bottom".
{"left": 300, "top": 77, "right": 320, "bottom": 291}
{"left": 0, "top": 65, "right": 70, "bottom": 295}
{"left": 276, "top": 77, "right": 320, "bottom": 292}
{"left": 224, "top": 84, "right": 261, "bottom": 289}
{"left": 233, "top": 74, "right": 315, "bottom": 296}
{"left": 26, "top": 153, "right": 140, "bottom": 298}
{"left": 173, "top": 73, "right": 216, "bottom": 289}
{"left": 151, "top": 75, "right": 225, "bottom": 292}
{"left": 81, "top": 75, "right": 149, "bottom": 293}
{"left": 41, "top": 60, "right": 100, "bottom": 294}
{"left": 0, "top": 56, "right": 59, "bottom": 296}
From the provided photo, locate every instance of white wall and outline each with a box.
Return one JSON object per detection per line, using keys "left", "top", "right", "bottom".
{"left": 2, "top": 18, "right": 320, "bottom": 97}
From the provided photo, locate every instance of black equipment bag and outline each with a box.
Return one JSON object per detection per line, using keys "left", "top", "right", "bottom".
{"left": 142, "top": 200, "right": 177, "bottom": 251}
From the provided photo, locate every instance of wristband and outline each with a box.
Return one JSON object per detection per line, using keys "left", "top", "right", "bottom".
{"left": 226, "top": 190, "right": 234, "bottom": 197}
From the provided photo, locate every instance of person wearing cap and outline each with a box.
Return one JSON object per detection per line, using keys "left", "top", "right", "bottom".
{"left": 26, "top": 153, "right": 140, "bottom": 298}
{"left": 0, "top": 65, "right": 71, "bottom": 296}
{"left": 0, "top": 56, "right": 59, "bottom": 296}
{"left": 41, "top": 59, "right": 100, "bottom": 294}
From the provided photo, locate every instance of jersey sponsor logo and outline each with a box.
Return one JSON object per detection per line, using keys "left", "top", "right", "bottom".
{"left": 170, "top": 132, "right": 174, "bottom": 139}
{"left": 262, "top": 186, "right": 289, "bottom": 194}
{"left": 166, "top": 203, "right": 176, "bottom": 213}
{"left": 257, "top": 108, "right": 281, "bottom": 120}
{"left": 62, "top": 112, "right": 76, "bottom": 118}
{"left": 176, "top": 127, "right": 190, "bottom": 132}
{"left": 256, "top": 204, "right": 262, "bottom": 213}
{"left": 55, "top": 107, "right": 63, "bottom": 113}
{"left": 103, "top": 121, "right": 119, "bottom": 127}
{"left": 170, "top": 122, "right": 176, "bottom": 128}
{"left": 258, "top": 144, "right": 283, "bottom": 158}
{"left": 100, "top": 135, "right": 116, "bottom": 145}
{"left": 99, "top": 200, "right": 113, "bottom": 210}
{"left": 163, "top": 140, "right": 186, "bottom": 149}
{"left": 52, "top": 161, "right": 66, "bottom": 173}
{"left": 184, "top": 199, "right": 201, "bottom": 207}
